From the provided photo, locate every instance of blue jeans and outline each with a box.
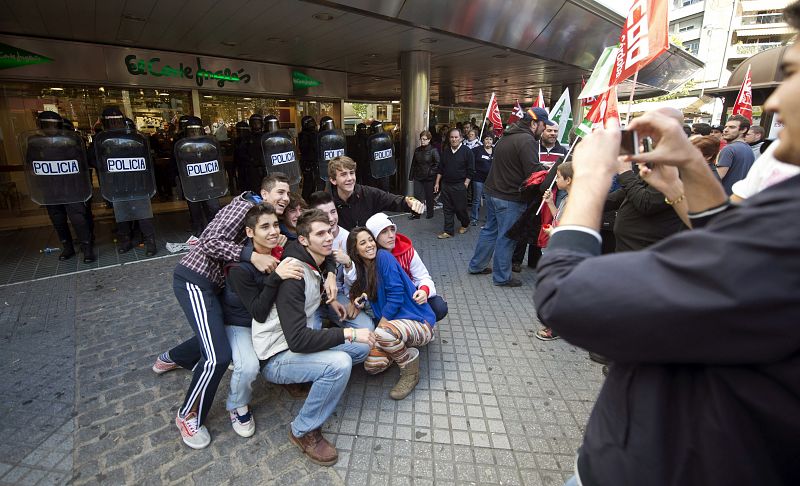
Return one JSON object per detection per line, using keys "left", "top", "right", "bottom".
{"left": 563, "top": 475, "right": 578, "bottom": 486}
{"left": 225, "top": 325, "right": 260, "bottom": 411}
{"left": 470, "top": 181, "right": 484, "bottom": 222}
{"left": 262, "top": 349, "right": 352, "bottom": 437}
{"left": 311, "top": 291, "right": 375, "bottom": 331}
{"left": 468, "top": 196, "right": 527, "bottom": 285}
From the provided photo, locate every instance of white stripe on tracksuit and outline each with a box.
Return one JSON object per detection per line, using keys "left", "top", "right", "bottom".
{"left": 180, "top": 282, "right": 218, "bottom": 420}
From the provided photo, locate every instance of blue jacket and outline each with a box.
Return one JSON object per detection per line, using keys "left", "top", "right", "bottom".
{"left": 371, "top": 250, "right": 436, "bottom": 326}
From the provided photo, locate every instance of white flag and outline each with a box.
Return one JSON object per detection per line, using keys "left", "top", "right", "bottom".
{"left": 549, "top": 89, "right": 573, "bottom": 145}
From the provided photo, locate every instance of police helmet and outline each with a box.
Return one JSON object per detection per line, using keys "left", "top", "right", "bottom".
{"left": 37, "top": 111, "right": 63, "bottom": 131}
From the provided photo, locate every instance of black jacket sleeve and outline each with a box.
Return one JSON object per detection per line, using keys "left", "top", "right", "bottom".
{"left": 535, "top": 209, "right": 800, "bottom": 364}
{"left": 364, "top": 185, "right": 406, "bottom": 212}
{"left": 617, "top": 170, "right": 672, "bottom": 215}
{"left": 430, "top": 148, "right": 440, "bottom": 174}
{"left": 604, "top": 188, "right": 626, "bottom": 211}
{"left": 275, "top": 277, "right": 345, "bottom": 353}
{"left": 466, "top": 148, "right": 475, "bottom": 180}
{"left": 227, "top": 267, "right": 282, "bottom": 323}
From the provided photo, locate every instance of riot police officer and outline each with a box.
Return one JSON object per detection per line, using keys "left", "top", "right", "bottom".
{"left": 297, "top": 116, "right": 318, "bottom": 198}
{"left": 23, "top": 111, "right": 96, "bottom": 262}
{"left": 233, "top": 120, "right": 250, "bottom": 194}
{"left": 174, "top": 116, "right": 224, "bottom": 236}
{"left": 354, "top": 122, "right": 371, "bottom": 186}
{"left": 94, "top": 107, "right": 158, "bottom": 256}
{"left": 244, "top": 114, "right": 264, "bottom": 193}
{"left": 369, "top": 120, "right": 393, "bottom": 191}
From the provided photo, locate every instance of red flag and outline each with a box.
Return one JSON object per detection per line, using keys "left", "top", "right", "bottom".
{"left": 589, "top": 87, "right": 619, "bottom": 127}
{"left": 507, "top": 99, "right": 524, "bottom": 125}
{"left": 732, "top": 65, "right": 753, "bottom": 122}
{"left": 534, "top": 89, "right": 547, "bottom": 110}
{"left": 485, "top": 93, "right": 504, "bottom": 137}
{"left": 609, "top": 0, "right": 669, "bottom": 87}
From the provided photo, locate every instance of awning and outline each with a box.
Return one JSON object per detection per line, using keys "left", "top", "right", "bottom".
{"left": 705, "top": 46, "right": 788, "bottom": 96}
{"left": 618, "top": 96, "right": 715, "bottom": 116}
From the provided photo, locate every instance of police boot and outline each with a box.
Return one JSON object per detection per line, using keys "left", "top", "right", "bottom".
{"left": 390, "top": 349, "right": 420, "bottom": 400}
{"left": 145, "top": 236, "right": 158, "bottom": 257}
{"left": 118, "top": 236, "right": 133, "bottom": 254}
{"left": 59, "top": 240, "right": 75, "bottom": 261}
{"left": 81, "top": 241, "right": 96, "bottom": 263}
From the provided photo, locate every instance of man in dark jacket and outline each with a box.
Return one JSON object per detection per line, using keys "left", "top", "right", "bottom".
{"left": 534, "top": 7, "right": 800, "bottom": 479}
{"left": 434, "top": 128, "right": 475, "bottom": 238}
{"left": 252, "top": 209, "right": 375, "bottom": 466}
{"left": 328, "top": 155, "right": 424, "bottom": 229}
{"left": 468, "top": 108, "right": 549, "bottom": 286}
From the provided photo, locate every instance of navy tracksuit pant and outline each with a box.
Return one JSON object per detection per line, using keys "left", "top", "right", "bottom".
{"left": 171, "top": 274, "right": 231, "bottom": 426}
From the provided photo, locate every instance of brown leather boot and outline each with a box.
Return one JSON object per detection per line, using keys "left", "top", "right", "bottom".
{"left": 390, "top": 349, "right": 420, "bottom": 400}
{"left": 289, "top": 428, "right": 338, "bottom": 466}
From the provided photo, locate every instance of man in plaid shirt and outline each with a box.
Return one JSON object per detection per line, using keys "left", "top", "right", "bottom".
{"left": 152, "top": 173, "right": 337, "bottom": 449}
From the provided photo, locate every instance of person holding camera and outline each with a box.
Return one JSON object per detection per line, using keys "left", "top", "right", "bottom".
{"left": 534, "top": 18, "right": 800, "bottom": 479}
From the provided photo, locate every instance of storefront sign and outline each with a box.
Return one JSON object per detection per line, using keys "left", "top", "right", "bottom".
{"left": 0, "top": 42, "right": 52, "bottom": 70}
{"left": 0, "top": 35, "right": 346, "bottom": 98}
{"left": 293, "top": 71, "right": 321, "bottom": 89}
{"left": 125, "top": 54, "right": 251, "bottom": 88}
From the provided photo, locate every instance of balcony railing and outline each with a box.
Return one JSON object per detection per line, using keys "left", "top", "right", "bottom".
{"left": 733, "top": 42, "right": 784, "bottom": 56}
{"left": 741, "top": 13, "right": 784, "bottom": 26}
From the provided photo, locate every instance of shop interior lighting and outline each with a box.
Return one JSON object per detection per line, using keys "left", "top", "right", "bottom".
{"left": 278, "top": 99, "right": 286, "bottom": 102}
{"left": 391, "top": 100, "right": 399, "bottom": 104}
{"left": 312, "top": 12, "right": 334, "bottom": 21}
{"left": 243, "top": 97, "right": 252, "bottom": 100}
{"left": 159, "top": 92, "right": 170, "bottom": 96}
{"left": 203, "top": 95, "right": 213, "bottom": 98}
{"left": 49, "top": 87, "right": 64, "bottom": 91}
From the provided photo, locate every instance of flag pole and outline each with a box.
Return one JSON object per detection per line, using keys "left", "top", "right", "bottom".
{"left": 624, "top": 71, "right": 639, "bottom": 126}
{"left": 535, "top": 136, "right": 582, "bottom": 216}
{"left": 479, "top": 93, "right": 494, "bottom": 138}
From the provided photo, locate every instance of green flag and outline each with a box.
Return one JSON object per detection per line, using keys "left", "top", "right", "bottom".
{"left": 578, "top": 46, "right": 619, "bottom": 100}
{"left": 549, "top": 88, "right": 573, "bottom": 145}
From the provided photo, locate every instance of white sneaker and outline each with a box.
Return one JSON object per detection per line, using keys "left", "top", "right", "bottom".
{"left": 230, "top": 406, "right": 255, "bottom": 438}
{"left": 175, "top": 412, "right": 211, "bottom": 449}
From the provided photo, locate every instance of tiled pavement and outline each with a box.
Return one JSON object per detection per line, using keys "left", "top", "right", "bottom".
{"left": 0, "top": 210, "right": 605, "bottom": 485}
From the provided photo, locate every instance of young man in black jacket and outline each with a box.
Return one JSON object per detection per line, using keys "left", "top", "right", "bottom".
{"left": 252, "top": 209, "right": 376, "bottom": 466}
{"left": 434, "top": 128, "right": 475, "bottom": 238}
{"left": 328, "top": 156, "right": 424, "bottom": 229}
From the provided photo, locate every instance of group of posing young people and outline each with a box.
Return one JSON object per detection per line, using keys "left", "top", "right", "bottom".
{"left": 150, "top": 156, "right": 447, "bottom": 466}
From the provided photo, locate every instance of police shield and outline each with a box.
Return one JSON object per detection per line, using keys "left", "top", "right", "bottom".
{"left": 20, "top": 129, "right": 92, "bottom": 205}
{"left": 261, "top": 131, "right": 301, "bottom": 188}
{"left": 368, "top": 131, "right": 396, "bottom": 178}
{"left": 174, "top": 135, "right": 228, "bottom": 202}
{"left": 94, "top": 130, "right": 156, "bottom": 221}
{"left": 317, "top": 128, "right": 346, "bottom": 182}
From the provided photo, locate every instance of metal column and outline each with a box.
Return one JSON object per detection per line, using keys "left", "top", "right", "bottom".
{"left": 400, "top": 50, "right": 431, "bottom": 195}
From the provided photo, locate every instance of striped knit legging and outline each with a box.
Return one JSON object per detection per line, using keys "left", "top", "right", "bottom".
{"left": 364, "top": 319, "right": 434, "bottom": 375}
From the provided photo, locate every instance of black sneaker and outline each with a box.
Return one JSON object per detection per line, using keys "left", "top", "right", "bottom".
{"left": 496, "top": 278, "right": 522, "bottom": 287}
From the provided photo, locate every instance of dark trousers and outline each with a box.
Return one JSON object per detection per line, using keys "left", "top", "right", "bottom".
{"left": 187, "top": 199, "right": 221, "bottom": 236}
{"left": 172, "top": 274, "right": 231, "bottom": 425}
{"left": 428, "top": 294, "right": 448, "bottom": 322}
{"left": 440, "top": 182, "right": 469, "bottom": 234}
{"left": 117, "top": 218, "right": 155, "bottom": 242}
{"left": 46, "top": 203, "right": 93, "bottom": 244}
{"left": 416, "top": 179, "right": 436, "bottom": 218}
{"left": 512, "top": 241, "right": 542, "bottom": 267}
{"left": 301, "top": 168, "right": 320, "bottom": 200}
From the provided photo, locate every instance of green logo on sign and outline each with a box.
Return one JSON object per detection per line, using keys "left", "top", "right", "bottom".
{"left": 293, "top": 71, "right": 321, "bottom": 89}
{"left": 0, "top": 42, "right": 53, "bottom": 70}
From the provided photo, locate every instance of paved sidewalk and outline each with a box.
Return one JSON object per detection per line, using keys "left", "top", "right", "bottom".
{"left": 0, "top": 213, "right": 605, "bottom": 485}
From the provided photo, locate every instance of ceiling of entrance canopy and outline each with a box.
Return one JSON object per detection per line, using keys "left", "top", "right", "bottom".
{"left": 0, "top": 0, "right": 703, "bottom": 106}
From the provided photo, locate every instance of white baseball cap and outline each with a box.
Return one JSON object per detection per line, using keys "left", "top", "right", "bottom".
{"left": 366, "top": 212, "right": 396, "bottom": 239}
